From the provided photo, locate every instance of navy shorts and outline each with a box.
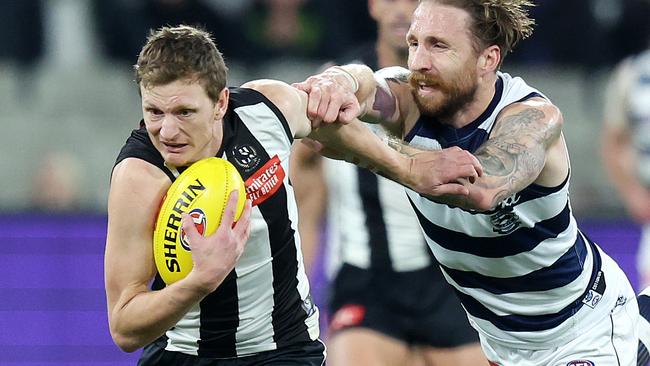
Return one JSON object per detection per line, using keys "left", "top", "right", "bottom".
{"left": 138, "top": 337, "right": 325, "bottom": 366}
{"left": 328, "top": 263, "right": 478, "bottom": 348}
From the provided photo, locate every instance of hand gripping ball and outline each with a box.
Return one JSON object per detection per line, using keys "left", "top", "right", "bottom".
{"left": 153, "top": 157, "right": 246, "bottom": 284}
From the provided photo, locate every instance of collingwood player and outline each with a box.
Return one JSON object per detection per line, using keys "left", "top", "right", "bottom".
{"left": 295, "top": 0, "right": 640, "bottom": 364}
{"left": 105, "top": 25, "right": 480, "bottom": 365}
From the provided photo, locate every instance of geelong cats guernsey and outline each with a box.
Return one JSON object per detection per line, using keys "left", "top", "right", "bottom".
{"left": 115, "top": 87, "right": 319, "bottom": 358}
{"left": 404, "top": 72, "right": 614, "bottom": 348}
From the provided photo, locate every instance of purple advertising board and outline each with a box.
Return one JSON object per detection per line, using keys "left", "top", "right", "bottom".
{"left": 0, "top": 213, "right": 642, "bottom": 364}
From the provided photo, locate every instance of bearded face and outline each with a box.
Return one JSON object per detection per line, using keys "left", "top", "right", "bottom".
{"left": 408, "top": 59, "right": 479, "bottom": 119}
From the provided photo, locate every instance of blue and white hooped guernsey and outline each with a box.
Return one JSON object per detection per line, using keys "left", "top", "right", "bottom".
{"left": 404, "top": 72, "right": 617, "bottom": 349}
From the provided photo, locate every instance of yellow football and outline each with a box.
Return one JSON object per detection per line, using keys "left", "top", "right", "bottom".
{"left": 153, "top": 157, "right": 246, "bottom": 284}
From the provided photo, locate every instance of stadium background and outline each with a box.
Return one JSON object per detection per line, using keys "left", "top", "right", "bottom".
{"left": 0, "top": 0, "right": 648, "bottom": 364}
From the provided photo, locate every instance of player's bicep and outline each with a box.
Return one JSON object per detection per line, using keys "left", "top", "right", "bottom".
{"left": 475, "top": 99, "right": 562, "bottom": 192}
{"left": 105, "top": 159, "right": 170, "bottom": 310}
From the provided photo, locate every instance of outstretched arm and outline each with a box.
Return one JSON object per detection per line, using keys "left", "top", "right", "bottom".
{"left": 247, "top": 78, "right": 482, "bottom": 197}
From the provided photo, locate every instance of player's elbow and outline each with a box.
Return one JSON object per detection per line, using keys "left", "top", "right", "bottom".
{"left": 109, "top": 322, "right": 147, "bottom": 353}
{"left": 111, "top": 331, "right": 144, "bottom": 353}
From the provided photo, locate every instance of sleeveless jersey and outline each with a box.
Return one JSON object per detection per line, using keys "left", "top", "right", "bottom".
{"left": 115, "top": 87, "right": 319, "bottom": 358}
{"left": 404, "top": 72, "right": 614, "bottom": 348}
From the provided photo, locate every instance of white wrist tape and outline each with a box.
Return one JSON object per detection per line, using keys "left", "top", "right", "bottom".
{"left": 329, "top": 66, "right": 360, "bottom": 93}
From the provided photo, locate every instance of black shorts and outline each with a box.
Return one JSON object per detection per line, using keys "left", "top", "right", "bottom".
{"left": 328, "top": 263, "right": 478, "bottom": 348}
{"left": 138, "top": 337, "right": 326, "bottom": 366}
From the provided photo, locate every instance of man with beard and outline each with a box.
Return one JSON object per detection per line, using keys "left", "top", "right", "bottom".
{"left": 291, "top": 0, "right": 484, "bottom": 365}
{"left": 294, "top": 0, "right": 640, "bottom": 364}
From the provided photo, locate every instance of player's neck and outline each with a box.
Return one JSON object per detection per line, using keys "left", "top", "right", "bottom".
{"left": 375, "top": 40, "right": 408, "bottom": 68}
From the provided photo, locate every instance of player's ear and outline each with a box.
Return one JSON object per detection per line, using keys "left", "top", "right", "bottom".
{"left": 215, "top": 88, "right": 229, "bottom": 120}
{"left": 478, "top": 45, "right": 500, "bottom": 73}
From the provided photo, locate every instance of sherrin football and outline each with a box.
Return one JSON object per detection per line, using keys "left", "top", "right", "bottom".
{"left": 153, "top": 157, "right": 246, "bottom": 284}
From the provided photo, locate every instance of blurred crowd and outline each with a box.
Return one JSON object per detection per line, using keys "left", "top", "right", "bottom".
{"left": 0, "top": 0, "right": 649, "bottom": 215}
{"left": 2, "top": 0, "right": 649, "bottom": 69}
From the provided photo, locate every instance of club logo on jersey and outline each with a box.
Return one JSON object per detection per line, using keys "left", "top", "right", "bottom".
{"left": 330, "top": 304, "right": 365, "bottom": 332}
{"left": 490, "top": 193, "right": 522, "bottom": 234}
{"left": 301, "top": 294, "right": 317, "bottom": 317}
{"left": 231, "top": 144, "right": 261, "bottom": 173}
{"left": 566, "top": 360, "right": 594, "bottom": 366}
{"left": 582, "top": 270, "right": 605, "bottom": 309}
{"left": 582, "top": 290, "right": 602, "bottom": 309}
{"left": 179, "top": 208, "right": 206, "bottom": 251}
{"left": 245, "top": 155, "right": 285, "bottom": 206}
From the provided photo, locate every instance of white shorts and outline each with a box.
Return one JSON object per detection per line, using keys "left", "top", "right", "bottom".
{"left": 479, "top": 253, "right": 639, "bottom": 366}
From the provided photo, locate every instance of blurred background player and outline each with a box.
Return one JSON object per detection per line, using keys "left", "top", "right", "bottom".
{"left": 292, "top": 1, "right": 485, "bottom": 365}
{"left": 602, "top": 46, "right": 650, "bottom": 289}
{"left": 601, "top": 43, "right": 650, "bottom": 366}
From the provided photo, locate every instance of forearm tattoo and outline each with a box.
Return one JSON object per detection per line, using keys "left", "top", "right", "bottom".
{"left": 474, "top": 108, "right": 558, "bottom": 206}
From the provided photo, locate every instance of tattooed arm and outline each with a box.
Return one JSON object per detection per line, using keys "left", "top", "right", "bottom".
{"left": 434, "top": 98, "right": 566, "bottom": 211}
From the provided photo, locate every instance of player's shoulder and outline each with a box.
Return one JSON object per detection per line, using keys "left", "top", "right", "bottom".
{"left": 499, "top": 96, "right": 562, "bottom": 125}
{"left": 240, "top": 79, "right": 306, "bottom": 125}
{"left": 112, "top": 158, "right": 169, "bottom": 189}
{"left": 240, "top": 79, "right": 301, "bottom": 104}
{"left": 233, "top": 80, "right": 302, "bottom": 113}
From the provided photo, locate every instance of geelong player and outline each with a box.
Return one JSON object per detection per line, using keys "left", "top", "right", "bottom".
{"left": 295, "top": 1, "right": 640, "bottom": 364}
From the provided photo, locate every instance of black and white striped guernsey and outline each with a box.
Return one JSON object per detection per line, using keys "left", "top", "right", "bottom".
{"left": 323, "top": 149, "right": 433, "bottom": 275}
{"left": 115, "top": 87, "right": 319, "bottom": 358}
{"left": 403, "top": 72, "right": 614, "bottom": 348}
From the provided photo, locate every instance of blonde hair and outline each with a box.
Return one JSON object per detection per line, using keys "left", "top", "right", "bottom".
{"left": 135, "top": 25, "right": 228, "bottom": 102}
{"left": 422, "top": 0, "right": 535, "bottom": 66}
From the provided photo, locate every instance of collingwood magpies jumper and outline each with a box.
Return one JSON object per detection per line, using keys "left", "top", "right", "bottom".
{"left": 115, "top": 87, "right": 319, "bottom": 358}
